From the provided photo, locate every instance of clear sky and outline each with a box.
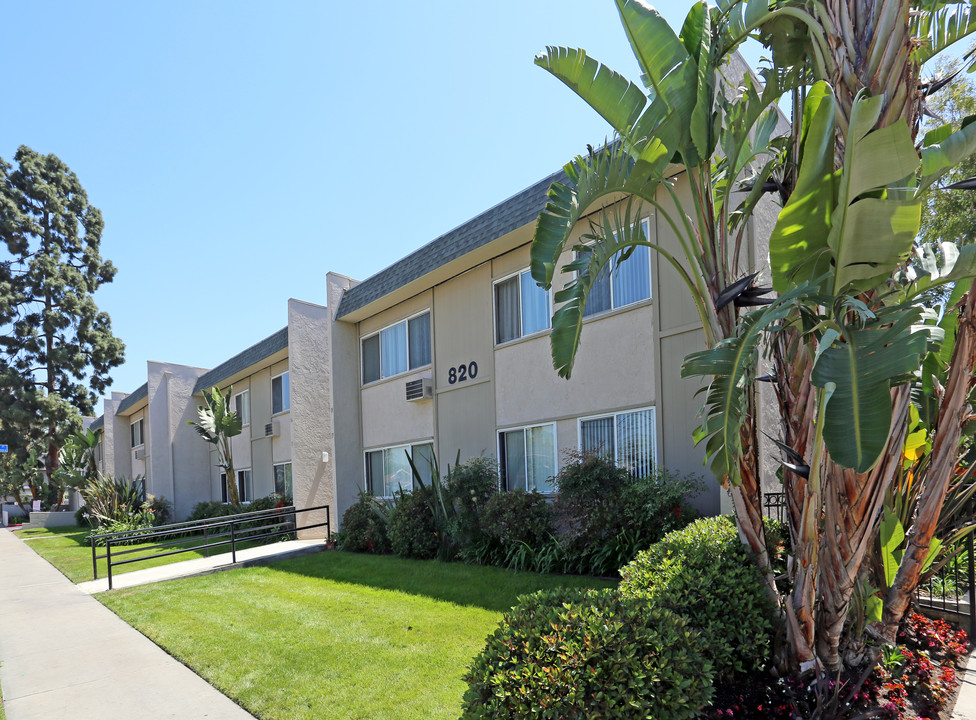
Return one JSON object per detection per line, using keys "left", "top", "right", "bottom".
{"left": 1, "top": 2, "right": 768, "bottom": 411}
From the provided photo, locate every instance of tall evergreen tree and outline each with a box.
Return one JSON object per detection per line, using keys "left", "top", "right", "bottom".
{"left": 0, "top": 146, "right": 124, "bottom": 501}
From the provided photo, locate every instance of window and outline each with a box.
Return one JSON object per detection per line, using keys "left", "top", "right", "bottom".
{"left": 274, "top": 462, "right": 293, "bottom": 497}
{"left": 272, "top": 372, "right": 290, "bottom": 414}
{"left": 494, "top": 269, "right": 551, "bottom": 344}
{"left": 365, "top": 442, "right": 434, "bottom": 498}
{"left": 96, "top": 442, "right": 102, "bottom": 462}
{"left": 234, "top": 389, "right": 250, "bottom": 426}
{"left": 130, "top": 419, "right": 144, "bottom": 448}
{"left": 361, "top": 312, "right": 432, "bottom": 384}
{"left": 219, "top": 469, "right": 253, "bottom": 503}
{"left": 581, "top": 217, "right": 652, "bottom": 317}
{"left": 580, "top": 407, "right": 657, "bottom": 478}
{"left": 498, "top": 423, "right": 556, "bottom": 493}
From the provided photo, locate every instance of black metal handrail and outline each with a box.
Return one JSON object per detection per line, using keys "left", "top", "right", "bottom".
{"left": 90, "top": 504, "right": 330, "bottom": 590}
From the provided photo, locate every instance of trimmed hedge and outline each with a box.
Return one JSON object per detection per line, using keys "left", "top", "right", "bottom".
{"left": 461, "top": 587, "right": 714, "bottom": 720}
{"left": 335, "top": 492, "right": 390, "bottom": 554}
{"left": 618, "top": 515, "right": 773, "bottom": 681}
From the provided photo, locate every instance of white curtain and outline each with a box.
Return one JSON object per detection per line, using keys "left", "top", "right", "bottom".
{"left": 519, "top": 270, "right": 550, "bottom": 336}
{"left": 381, "top": 323, "right": 407, "bottom": 377}
{"left": 526, "top": 425, "right": 556, "bottom": 493}
{"left": 581, "top": 417, "right": 614, "bottom": 458}
{"left": 612, "top": 243, "right": 650, "bottom": 308}
{"left": 617, "top": 409, "right": 656, "bottom": 478}
{"left": 502, "top": 429, "right": 527, "bottom": 491}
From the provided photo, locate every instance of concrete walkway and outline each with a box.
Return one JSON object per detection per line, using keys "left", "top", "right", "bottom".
{"left": 77, "top": 537, "right": 327, "bottom": 594}
{"left": 955, "top": 651, "right": 976, "bottom": 719}
{"left": 0, "top": 528, "right": 268, "bottom": 720}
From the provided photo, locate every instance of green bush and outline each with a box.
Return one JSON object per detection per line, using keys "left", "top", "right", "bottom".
{"left": 467, "top": 489, "right": 555, "bottom": 568}
{"left": 336, "top": 492, "right": 390, "bottom": 554}
{"left": 187, "top": 501, "right": 239, "bottom": 523}
{"left": 445, "top": 456, "right": 499, "bottom": 549}
{"left": 388, "top": 487, "right": 439, "bottom": 559}
{"left": 618, "top": 515, "right": 773, "bottom": 681}
{"left": 553, "top": 452, "right": 702, "bottom": 576}
{"left": 145, "top": 495, "right": 173, "bottom": 526}
{"left": 461, "top": 587, "right": 714, "bottom": 720}
{"left": 75, "top": 505, "right": 93, "bottom": 527}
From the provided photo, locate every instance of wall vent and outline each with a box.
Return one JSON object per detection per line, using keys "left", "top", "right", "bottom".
{"left": 405, "top": 377, "right": 433, "bottom": 402}
{"left": 134, "top": 448, "right": 147, "bottom": 461}
{"left": 265, "top": 421, "right": 280, "bottom": 438}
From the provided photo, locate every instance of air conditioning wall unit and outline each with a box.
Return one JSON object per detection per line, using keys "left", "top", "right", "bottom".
{"left": 134, "top": 448, "right": 147, "bottom": 461}
{"left": 265, "top": 421, "right": 280, "bottom": 438}
{"left": 405, "top": 377, "right": 433, "bottom": 402}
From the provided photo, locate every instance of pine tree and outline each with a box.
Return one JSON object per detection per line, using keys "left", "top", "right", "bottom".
{"left": 0, "top": 146, "right": 124, "bottom": 503}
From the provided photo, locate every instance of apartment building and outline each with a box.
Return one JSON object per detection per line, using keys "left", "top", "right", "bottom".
{"left": 318, "top": 165, "right": 775, "bottom": 523}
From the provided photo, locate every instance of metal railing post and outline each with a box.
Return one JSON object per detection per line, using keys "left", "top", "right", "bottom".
{"left": 204, "top": 525, "right": 210, "bottom": 558}
{"left": 106, "top": 541, "right": 114, "bottom": 591}
{"left": 968, "top": 531, "right": 975, "bottom": 640}
{"left": 231, "top": 521, "right": 237, "bottom": 564}
{"left": 92, "top": 536, "right": 98, "bottom": 580}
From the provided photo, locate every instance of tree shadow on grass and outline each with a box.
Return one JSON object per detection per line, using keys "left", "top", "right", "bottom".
{"left": 265, "top": 549, "right": 615, "bottom": 613}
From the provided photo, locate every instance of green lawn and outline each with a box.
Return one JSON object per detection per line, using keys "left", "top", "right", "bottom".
{"left": 16, "top": 525, "right": 269, "bottom": 584}
{"left": 100, "top": 551, "right": 614, "bottom": 720}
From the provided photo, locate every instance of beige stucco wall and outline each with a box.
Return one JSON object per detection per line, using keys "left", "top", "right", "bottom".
{"left": 327, "top": 273, "right": 364, "bottom": 522}
{"left": 288, "top": 297, "right": 333, "bottom": 538}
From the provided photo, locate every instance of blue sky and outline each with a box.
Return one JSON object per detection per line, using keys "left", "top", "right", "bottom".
{"left": 2, "top": 2, "right": 765, "bottom": 409}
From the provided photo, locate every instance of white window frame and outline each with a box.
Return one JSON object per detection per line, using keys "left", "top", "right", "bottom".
{"left": 273, "top": 461, "right": 293, "bottom": 498}
{"left": 492, "top": 267, "right": 552, "bottom": 346}
{"left": 578, "top": 406, "right": 658, "bottom": 476}
{"left": 360, "top": 310, "right": 432, "bottom": 386}
{"left": 271, "top": 372, "right": 290, "bottom": 415}
{"left": 497, "top": 422, "right": 558, "bottom": 494}
{"left": 219, "top": 468, "right": 253, "bottom": 503}
{"left": 130, "top": 418, "right": 144, "bottom": 449}
{"left": 578, "top": 216, "right": 653, "bottom": 318}
{"left": 234, "top": 389, "right": 250, "bottom": 426}
{"left": 363, "top": 441, "right": 434, "bottom": 499}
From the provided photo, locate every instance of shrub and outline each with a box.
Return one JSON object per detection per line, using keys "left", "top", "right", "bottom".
{"left": 618, "top": 515, "right": 773, "bottom": 681}
{"left": 553, "top": 451, "right": 702, "bottom": 576}
{"left": 187, "top": 501, "right": 239, "bottom": 523}
{"left": 145, "top": 495, "right": 173, "bottom": 526}
{"left": 388, "top": 487, "right": 439, "bottom": 559}
{"left": 461, "top": 587, "right": 714, "bottom": 720}
{"left": 336, "top": 492, "right": 390, "bottom": 554}
{"left": 445, "top": 456, "right": 499, "bottom": 549}
{"left": 467, "top": 489, "right": 555, "bottom": 568}
{"left": 80, "top": 474, "right": 146, "bottom": 526}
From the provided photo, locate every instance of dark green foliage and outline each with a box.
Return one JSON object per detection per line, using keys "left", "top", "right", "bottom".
{"left": 186, "top": 501, "right": 240, "bottom": 522}
{"left": 554, "top": 451, "right": 702, "bottom": 576}
{"left": 619, "top": 515, "right": 773, "bottom": 681}
{"left": 445, "top": 456, "right": 499, "bottom": 550}
{"left": 145, "top": 495, "right": 172, "bottom": 526}
{"left": 335, "top": 492, "right": 390, "bottom": 554}
{"left": 75, "top": 504, "right": 92, "bottom": 527}
{"left": 80, "top": 474, "right": 145, "bottom": 526}
{"left": 461, "top": 587, "right": 714, "bottom": 720}
{"left": 388, "top": 487, "right": 439, "bottom": 559}
{"left": 468, "top": 489, "right": 556, "bottom": 567}
{"left": 0, "top": 146, "right": 124, "bottom": 500}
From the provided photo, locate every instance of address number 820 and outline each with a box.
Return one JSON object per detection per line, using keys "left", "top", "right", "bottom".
{"left": 447, "top": 362, "right": 478, "bottom": 385}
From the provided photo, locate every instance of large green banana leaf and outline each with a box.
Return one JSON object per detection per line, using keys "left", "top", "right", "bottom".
{"left": 681, "top": 283, "right": 815, "bottom": 485}
{"left": 810, "top": 304, "right": 928, "bottom": 472}
{"left": 912, "top": 1, "right": 976, "bottom": 66}
{"left": 534, "top": 46, "right": 647, "bottom": 134}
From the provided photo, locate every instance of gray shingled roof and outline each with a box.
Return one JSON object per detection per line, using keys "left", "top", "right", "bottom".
{"left": 336, "top": 168, "right": 567, "bottom": 319}
{"left": 90, "top": 416, "right": 104, "bottom": 432}
{"left": 116, "top": 383, "right": 148, "bottom": 416}
{"left": 192, "top": 327, "right": 288, "bottom": 394}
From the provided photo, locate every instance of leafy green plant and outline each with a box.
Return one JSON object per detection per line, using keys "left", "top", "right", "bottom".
{"left": 461, "top": 587, "right": 714, "bottom": 720}
{"left": 336, "top": 492, "right": 390, "bottom": 554}
{"left": 188, "top": 385, "right": 244, "bottom": 506}
{"left": 470, "top": 489, "right": 555, "bottom": 568}
{"left": 387, "top": 487, "right": 439, "bottom": 560}
{"left": 619, "top": 515, "right": 773, "bottom": 682}
{"left": 80, "top": 474, "right": 146, "bottom": 526}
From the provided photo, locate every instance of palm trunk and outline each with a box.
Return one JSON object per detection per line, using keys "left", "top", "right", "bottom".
{"left": 881, "top": 280, "right": 976, "bottom": 640}
{"left": 817, "top": 386, "right": 911, "bottom": 669}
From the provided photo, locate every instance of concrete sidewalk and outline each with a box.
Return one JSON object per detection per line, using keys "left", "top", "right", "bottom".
{"left": 77, "top": 537, "right": 327, "bottom": 594}
{"left": 955, "top": 651, "right": 976, "bottom": 719}
{"left": 0, "top": 528, "right": 257, "bottom": 720}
